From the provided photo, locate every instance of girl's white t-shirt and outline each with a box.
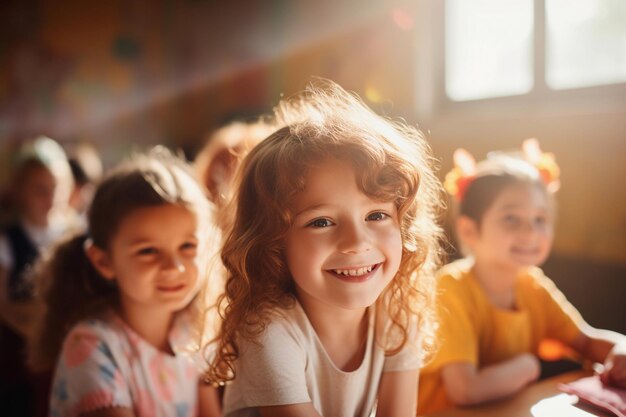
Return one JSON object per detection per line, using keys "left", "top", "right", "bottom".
{"left": 223, "top": 301, "right": 421, "bottom": 417}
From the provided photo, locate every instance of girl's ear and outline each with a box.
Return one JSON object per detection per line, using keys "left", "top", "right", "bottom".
{"left": 455, "top": 215, "right": 479, "bottom": 249}
{"left": 85, "top": 241, "right": 116, "bottom": 280}
{"left": 207, "top": 150, "right": 238, "bottom": 205}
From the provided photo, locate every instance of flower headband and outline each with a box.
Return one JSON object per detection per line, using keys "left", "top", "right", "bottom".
{"left": 444, "top": 138, "right": 560, "bottom": 202}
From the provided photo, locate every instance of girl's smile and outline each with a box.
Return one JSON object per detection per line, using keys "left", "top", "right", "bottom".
{"left": 156, "top": 283, "right": 187, "bottom": 292}
{"left": 326, "top": 262, "right": 382, "bottom": 283}
{"left": 510, "top": 245, "right": 543, "bottom": 257}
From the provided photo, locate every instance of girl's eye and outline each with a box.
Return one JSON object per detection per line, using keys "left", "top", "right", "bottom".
{"left": 503, "top": 214, "right": 520, "bottom": 225}
{"left": 181, "top": 242, "right": 198, "bottom": 252}
{"left": 306, "top": 218, "right": 334, "bottom": 228}
{"left": 534, "top": 216, "right": 548, "bottom": 226}
{"left": 137, "top": 247, "right": 158, "bottom": 256}
{"left": 366, "top": 211, "right": 389, "bottom": 222}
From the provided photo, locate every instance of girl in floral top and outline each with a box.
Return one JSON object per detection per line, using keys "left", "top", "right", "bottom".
{"left": 29, "top": 148, "right": 221, "bottom": 417}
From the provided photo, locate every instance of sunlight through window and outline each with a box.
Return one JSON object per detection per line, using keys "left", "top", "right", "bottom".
{"left": 445, "top": 0, "right": 533, "bottom": 101}
{"left": 546, "top": 0, "right": 626, "bottom": 89}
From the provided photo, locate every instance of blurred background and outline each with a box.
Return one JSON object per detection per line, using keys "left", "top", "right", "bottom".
{"left": 1, "top": 0, "right": 625, "bottom": 328}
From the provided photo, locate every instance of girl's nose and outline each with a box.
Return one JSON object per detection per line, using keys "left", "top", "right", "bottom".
{"left": 337, "top": 222, "right": 372, "bottom": 254}
{"left": 164, "top": 255, "right": 186, "bottom": 273}
{"left": 519, "top": 220, "right": 542, "bottom": 238}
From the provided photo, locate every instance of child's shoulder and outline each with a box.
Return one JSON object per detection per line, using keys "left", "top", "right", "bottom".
{"left": 63, "top": 313, "right": 127, "bottom": 351}
{"left": 67, "top": 314, "right": 113, "bottom": 335}
{"left": 247, "top": 301, "right": 314, "bottom": 351}
{"left": 58, "top": 315, "right": 125, "bottom": 369}
{"left": 237, "top": 301, "right": 309, "bottom": 363}
{"left": 518, "top": 266, "right": 558, "bottom": 293}
{"left": 436, "top": 258, "right": 474, "bottom": 285}
{"left": 263, "top": 301, "right": 307, "bottom": 336}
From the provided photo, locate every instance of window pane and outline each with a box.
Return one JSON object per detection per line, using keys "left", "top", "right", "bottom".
{"left": 445, "top": 0, "right": 534, "bottom": 101}
{"left": 546, "top": 0, "right": 626, "bottom": 89}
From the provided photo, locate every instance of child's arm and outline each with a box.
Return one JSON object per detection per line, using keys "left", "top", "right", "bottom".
{"left": 376, "top": 369, "right": 419, "bottom": 417}
{"left": 258, "top": 403, "right": 321, "bottom": 417}
{"left": 440, "top": 353, "right": 540, "bottom": 406}
{"left": 198, "top": 383, "right": 222, "bottom": 417}
{"left": 533, "top": 269, "right": 626, "bottom": 387}
{"left": 569, "top": 326, "right": 626, "bottom": 388}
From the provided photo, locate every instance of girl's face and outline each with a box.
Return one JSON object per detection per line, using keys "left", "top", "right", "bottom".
{"left": 18, "top": 166, "right": 57, "bottom": 226}
{"left": 284, "top": 159, "right": 403, "bottom": 313}
{"left": 95, "top": 204, "right": 202, "bottom": 315}
{"left": 466, "top": 182, "right": 554, "bottom": 272}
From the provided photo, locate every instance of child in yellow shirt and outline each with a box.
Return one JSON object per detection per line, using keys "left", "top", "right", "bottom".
{"left": 418, "top": 140, "right": 626, "bottom": 414}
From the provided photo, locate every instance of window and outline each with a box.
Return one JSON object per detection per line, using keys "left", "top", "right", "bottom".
{"left": 546, "top": 0, "right": 626, "bottom": 89}
{"left": 444, "top": 0, "right": 626, "bottom": 102}
{"left": 446, "top": 0, "right": 533, "bottom": 101}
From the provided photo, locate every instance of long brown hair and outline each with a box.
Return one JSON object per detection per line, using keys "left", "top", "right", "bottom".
{"left": 29, "top": 147, "right": 212, "bottom": 371}
{"left": 204, "top": 80, "right": 445, "bottom": 384}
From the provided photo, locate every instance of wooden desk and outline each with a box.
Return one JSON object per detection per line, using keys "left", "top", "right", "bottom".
{"left": 423, "top": 370, "right": 612, "bottom": 417}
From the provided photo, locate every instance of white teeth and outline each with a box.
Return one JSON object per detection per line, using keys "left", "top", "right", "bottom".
{"left": 333, "top": 265, "right": 374, "bottom": 276}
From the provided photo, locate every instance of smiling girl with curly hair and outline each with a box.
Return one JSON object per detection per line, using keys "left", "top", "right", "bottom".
{"left": 204, "top": 80, "right": 444, "bottom": 417}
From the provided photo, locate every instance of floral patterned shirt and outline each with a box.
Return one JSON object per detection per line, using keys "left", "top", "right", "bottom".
{"left": 50, "top": 312, "right": 200, "bottom": 417}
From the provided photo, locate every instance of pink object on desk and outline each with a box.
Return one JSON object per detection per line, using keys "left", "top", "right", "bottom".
{"left": 559, "top": 375, "right": 626, "bottom": 417}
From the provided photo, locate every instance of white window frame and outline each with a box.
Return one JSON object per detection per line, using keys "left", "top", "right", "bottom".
{"left": 415, "top": 0, "right": 626, "bottom": 121}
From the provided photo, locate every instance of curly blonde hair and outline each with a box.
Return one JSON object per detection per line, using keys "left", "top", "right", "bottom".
{"left": 203, "top": 80, "right": 444, "bottom": 384}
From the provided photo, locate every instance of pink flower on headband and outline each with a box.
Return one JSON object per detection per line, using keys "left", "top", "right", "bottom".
{"left": 444, "top": 148, "right": 476, "bottom": 202}
{"left": 522, "top": 138, "right": 561, "bottom": 192}
{"left": 444, "top": 139, "right": 561, "bottom": 202}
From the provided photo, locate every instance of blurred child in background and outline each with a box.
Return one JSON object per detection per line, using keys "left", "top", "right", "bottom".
{"left": 0, "top": 136, "right": 74, "bottom": 416}
{"left": 193, "top": 120, "right": 275, "bottom": 341}
{"left": 67, "top": 142, "right": 103, "bottom": 230}
{"left": 29, "top": 148, "right": 221, "bottom": 417}
{"left": 0, "top": 136, "right": 73, "bottom": 302}
{"left": 194, "top": 120, "right": 275, "bottom": 231}
{"left": 417, "top": 139, "right": 626, "bottom": 414}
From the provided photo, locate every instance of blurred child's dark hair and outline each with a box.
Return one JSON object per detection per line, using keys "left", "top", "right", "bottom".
{"left": 460, "top": 170, "right": 545, "bottom": 225}
{"left": 67, "top": 142, "right": 103, "bottom": 187}
{"left": 445, "top": 141, "right": 559, "bottom": 226}
{"left": 29, "top": 147, "right": 212, "bottom": 371}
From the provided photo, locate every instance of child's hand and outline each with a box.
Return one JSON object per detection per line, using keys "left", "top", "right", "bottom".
{"left": 599, "top": 343, "right": 626, "bottom": 388}
{"left": 521, "top": 352, "right": 541, "bottom": 383}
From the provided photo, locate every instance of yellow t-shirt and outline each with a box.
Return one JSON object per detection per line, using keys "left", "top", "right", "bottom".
{"left": 417, "top": 259, "right": 584, "bottom": 415}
